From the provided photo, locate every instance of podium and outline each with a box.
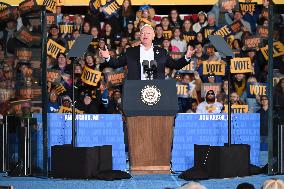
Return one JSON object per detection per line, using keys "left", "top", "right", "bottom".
{"left": 123, "top": 80, "right": 178, "bottom": 174}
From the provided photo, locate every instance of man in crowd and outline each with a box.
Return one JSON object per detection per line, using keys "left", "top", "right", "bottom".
{"left": 196, "top": 90, "right": 223, "bottom": 113}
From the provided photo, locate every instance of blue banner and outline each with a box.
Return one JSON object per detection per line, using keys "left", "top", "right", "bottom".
{"left": 172, "top": 113, "right": 260, "bottom": 171}
{"left": 33, "top": 114, "right": 127, "bottom": 171}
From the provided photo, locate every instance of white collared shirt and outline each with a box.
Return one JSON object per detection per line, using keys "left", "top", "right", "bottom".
{"left": 140, "top": 44, "right": 155, "bottom": 80}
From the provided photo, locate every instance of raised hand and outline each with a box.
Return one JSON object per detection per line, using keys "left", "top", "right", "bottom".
{"left": 99, "top": 45, "right": 110, "bottom": 59}
{"left": 185, "top": 45, "right": 196, "bottom": 59}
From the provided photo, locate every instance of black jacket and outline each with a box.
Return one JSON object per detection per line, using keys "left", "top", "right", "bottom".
{"left": 103, "top": 46, "right": 191, "bottom": 80}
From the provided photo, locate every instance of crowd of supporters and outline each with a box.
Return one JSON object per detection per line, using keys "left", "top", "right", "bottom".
{"left": 0, "top": 0, "right": 283, "bottom": 129}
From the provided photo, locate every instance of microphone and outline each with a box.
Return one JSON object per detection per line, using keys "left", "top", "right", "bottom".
{"left": 150, "top": 60, "right": 157, "bottom": 71}
{"left": 142, "top": 60, "right": 149, "bottom": 73}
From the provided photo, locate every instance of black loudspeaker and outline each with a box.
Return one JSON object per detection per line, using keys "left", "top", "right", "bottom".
{"left": 51, "top": 145, "right": 112, "bottom": 178}
{"left": 194, "top": 144, "right": 250, "bottom": 178}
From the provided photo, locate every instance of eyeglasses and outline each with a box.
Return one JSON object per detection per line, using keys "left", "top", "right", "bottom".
{"left": 261, "top": 98, "right": 268, "bottom": 101}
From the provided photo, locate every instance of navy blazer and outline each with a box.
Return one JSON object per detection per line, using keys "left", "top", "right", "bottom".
{"left": 105, "top": 46, "right": 191, "bottom": 80}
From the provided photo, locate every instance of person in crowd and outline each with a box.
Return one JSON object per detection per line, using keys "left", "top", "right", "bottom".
{"left": 74, "top": 64, "right": 83, "bottom": 85}
{"left": 99, "top": 24, "right": 195, "bottom": 80}
{"left": 247, "top": 50, "right": 261, "bottom": 80}
{"left": 194, "top": 32, "right": 205, "bottom": 45}
{"left": 170, "top": 27, "right": 187, "bottom": 53}
{"left": 207, "top": 72, "right": 216, "bottom": 83}
{"left": 82, "top": 21, "right": 91, "bottom": 34}
{"left": 0, "top": 19, "right": 17, "bottom": 56}
{"left": 62, "top": 14, "right": 70, "bottom": 24}
{"left": 48, "top": 89, "right": 60, "bottom": 113}
{"left": 160, "top": 17, "right": 172, "bottom": 39}
{"left": 236, "top": 182, "right": 255, "bottom": 189}
{"left": 119, "top": 0, "right": 135, "bottom": 29}
{"left": 178, "top": 74, "right": 196, "bottom": 113}
{"left": 48, "top": 24, "right": 66, "bottom": 47}
{"left": 162, "top": 38, "right": 172, "bottom": 52}
{"left": 84, "top": 52, "right": 100, "bottom": 70}
{"left": 230, "top": 92, "right": 244, "bottom": 105}
{"left": 232, "top": 39, "right": 242, "bottom": 51}
{"left": 168, "top": 9, "right": 183, "bottom": 29}
{"left": 123, "top": 20, "right": 135, "bottom": 41}
{"left": 134, "top": 7, "right": 156, "bottom": 29}
{"left": 66, "top": 29, "right": 80, "bottom": 50}
{"left": 273, "top": 78, "right": 284, "bottom": 123}
{"left": 107, "top": 89, "right": 123, "bottom": 114}
{"left": 240, "top": 76, "right": 261, "bottom": 113}
{"left": 186, "top": 98, "right": 198, "bottom": 113}
{"left": 60, "top": 95, "right": 72, "bottom": 108}
{"left": 46, "top": 55, "right": 54, "bottom": 69}
{"left": 84, "top": 9, "right": 101, "bottom": 29}
{"left": 200, "top": 13, "right": 218, "bottom": 43}
{"left": 153, "top": 24, "right": 164, "bottom": 47}
{"left": 242, "top": 8, "right": 259, "bottom": 34}
{"left": 52, "top": 53, "right": 72, "bottom": 74}
{"left": 256, "top": 95, "right": 269, "bottom": 143}
{"left": 182, "top": 18, "right": 196, "bottom": 44}
{"left": 193, "top": 11, "right": 208, "bottom": 33}
{"left": 261, "top": 178, "right": 284, "bottom": 189}
{"left": 113, "top": 33, "right": 122, "bottom": 49}
{"left": 56, "top": 6, "right": 63, "bottom": 25}
{"left": 73, "top": 14, "right": 83, "bottom": 33}
{"left": 218, "top": 78, "right": 229, "bottom": 102}
{"left": 196, "top": 90, "right": 223, "bottom": 113}
{"left": 88, "top": 26, "right": 100, "bottom": 53}
{"left": 180, "top": 181, "right": 207, "bottom": 189}
{"left": 77, "top": 92, "right": 103, "bottom": 114}
{"left": 102, "top": 22, "right": 115, "bottom": 49}
{"left": 227, "top": 10, "right": 252, "bottom": 40}
{"left": 120, "top": 37, "right": 130, "bottom": 52}
{"left": 232, "top": 73, "right": 247, "bottom": 98}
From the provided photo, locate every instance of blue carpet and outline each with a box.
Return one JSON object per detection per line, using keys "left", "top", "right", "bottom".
{"left": 0, "top": 174, "right": 283, "bottom": 189}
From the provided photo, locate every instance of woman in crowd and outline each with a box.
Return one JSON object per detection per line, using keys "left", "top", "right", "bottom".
{"left": 168, "top": 9, "right": 183, "bottom": 29}
{"left": 170, "top": 27, "right": 187, "bottom": 53}
{"left": 195, "top": 32, "right": 205, "bottom": 45}
{"left": 182, "top": 18, "right": 196, "bottom": 44}
{"left": 102, "top": 22, "right": 115, "bottom": 49}
{"left": 232, "top": 39, "right": 242, "bottom": 51}
{"left": 160, "top": 17, "right": 172, "bottom": 39}
{"left": 193, "top": 11, "right": 208, "bottom": 33}
{"left": 119, "top": 0, "right": 135, "bottom": 29}
{"left": 232, "top": 73, "right": 247, "bottom": 98}
{"left": 82, "top": 21, "right": 92, "bottom": 34}
{"left": 162, "top": 38, "right": 172, "bottom": 52}
{"left": 240, "top": 76, "right": 261, "bottom": 112}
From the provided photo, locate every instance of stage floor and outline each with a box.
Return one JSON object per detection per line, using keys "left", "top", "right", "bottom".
{"left": 0, "top": 173, "right": 283, "bottom": 189}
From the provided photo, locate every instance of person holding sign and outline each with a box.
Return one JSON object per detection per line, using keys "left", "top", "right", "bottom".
{"left": 196, "top": 90, "right": 223, "bottom": 113}
{"left": 99, "top": 24, "right": 195, "bottom": 80}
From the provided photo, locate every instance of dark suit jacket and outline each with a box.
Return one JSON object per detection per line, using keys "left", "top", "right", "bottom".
{"left": 104, "top": 46, "right": 191, "bottom": 80}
